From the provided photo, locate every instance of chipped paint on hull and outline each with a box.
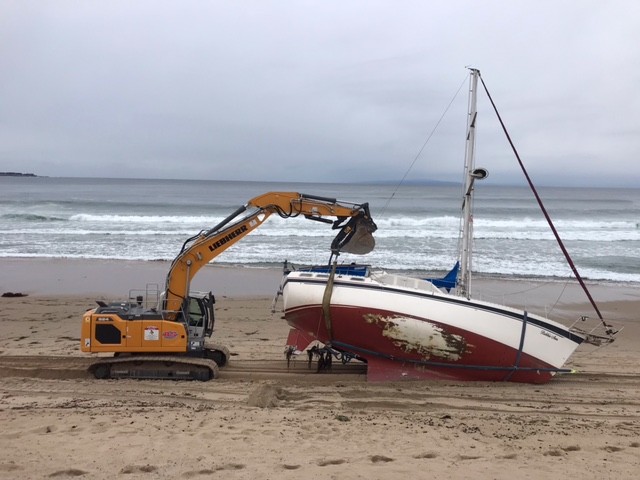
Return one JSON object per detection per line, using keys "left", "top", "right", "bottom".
{"left": 364, "top": 313, "right": 469, "bottom": 361}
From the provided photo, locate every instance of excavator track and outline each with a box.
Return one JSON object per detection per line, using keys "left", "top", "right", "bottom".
{"left": 86, "top": 344, "right": 230, "bottom": 381}
{"left": 89, "top": 355, "right": 220, "bottom": 381}
{"left": 204, "top": 342, "right": 231, "bottom": 367}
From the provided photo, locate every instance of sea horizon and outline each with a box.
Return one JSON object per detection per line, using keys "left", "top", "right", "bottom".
{"left": 3, "top": 172, "right": 640, "bottom": 190}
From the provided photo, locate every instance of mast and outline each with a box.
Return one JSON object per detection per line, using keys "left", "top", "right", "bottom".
{"left": 459, "top": 68, "right": 488, "bottom": 299}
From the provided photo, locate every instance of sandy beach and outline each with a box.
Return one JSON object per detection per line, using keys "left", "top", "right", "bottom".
{"left": 1, "top": 258, "right": 639, "bottom": 479}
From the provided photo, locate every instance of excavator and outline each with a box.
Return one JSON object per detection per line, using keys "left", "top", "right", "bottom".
{"left": 81, "top": 192, "right": 377, "bottom": 380}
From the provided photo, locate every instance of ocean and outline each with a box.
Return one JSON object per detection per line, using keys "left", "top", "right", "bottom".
{"left": 1, "top": 176, "right": 639, "bottom": 284}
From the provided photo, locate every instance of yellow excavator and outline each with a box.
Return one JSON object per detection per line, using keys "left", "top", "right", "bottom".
{"left": 81, "top": 192, "right": 377, "bottom": 380}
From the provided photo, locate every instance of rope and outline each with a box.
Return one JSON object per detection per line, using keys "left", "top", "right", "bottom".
{"left": 503, "top": 310, "right": 528, "bottom": 382}
{"left": 478, "top": 74, "right": 606, "bottom": 324}
{"left": 321, "top": 260, "right": 337, "bottom": 341}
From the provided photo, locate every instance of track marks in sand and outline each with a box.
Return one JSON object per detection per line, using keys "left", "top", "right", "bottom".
{"left": 217, "top": 463, "right": 246, "bottom": 471}
{"left": 120, "top": 465, "right": 158, "bottom": 474}
{"left": 542, "top": 443, "right": 628, "bottom": 457}
{"left": 602, "top": 445, "right": 625, "bottom": 453}
{"left": 317, "top": 458, "right": 346, "bottom": 466}
{"left": 370, "top": 455, "right": 394, "bottom": 463}
{"left": 182, "top": 464, "right": 245, "bottom": 476}
{"left": 182, "top": 469, "right": 217, "bottom": 478}
{"left": 413, "top": 452, "right": 438, "bottom": 459}
{"left": 0, "top": 462, "right": 23, "bottom": 472}
{"left": 48, "top": 469, "right": 88, "bottom": 477}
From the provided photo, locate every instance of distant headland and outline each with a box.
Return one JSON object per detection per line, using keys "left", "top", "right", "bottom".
{"left": 0, "top": 172, "right": 38, "bottom": 177}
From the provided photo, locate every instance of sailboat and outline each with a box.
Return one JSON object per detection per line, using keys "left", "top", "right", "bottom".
{"left": 278, "top": 69, "right": 617, "bottom": 384}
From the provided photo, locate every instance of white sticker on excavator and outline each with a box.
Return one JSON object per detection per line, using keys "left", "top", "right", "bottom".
{"left": 144, "top": 326, "right": 160, "bottom": 341}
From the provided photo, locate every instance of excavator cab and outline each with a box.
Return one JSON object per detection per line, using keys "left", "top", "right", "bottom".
{"left": 183, "top": 291, "right": 215, "bottom": 351}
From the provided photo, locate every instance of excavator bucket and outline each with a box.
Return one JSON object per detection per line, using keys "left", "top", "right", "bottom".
{"left": 340, "top": 220, "right": 376, "bottom": 254}
{"left": 331, "top": 214, "right": 377, "bottom": 255}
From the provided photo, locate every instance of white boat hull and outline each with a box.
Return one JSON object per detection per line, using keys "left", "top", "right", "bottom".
{"left": 282, "top": 270, "right": 584, "bottom": 383}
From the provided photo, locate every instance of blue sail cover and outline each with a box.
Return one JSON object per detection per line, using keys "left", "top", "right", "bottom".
{"left": 424, "top": 261, "right": 459, "bottom": 291}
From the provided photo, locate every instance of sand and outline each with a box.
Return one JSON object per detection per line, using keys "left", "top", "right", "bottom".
{"left": 1, "top": 258, "right": 639, "bottom": 479}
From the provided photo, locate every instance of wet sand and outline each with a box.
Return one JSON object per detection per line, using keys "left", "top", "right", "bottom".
{"left": 1, "top": 258, "right": 639, "bottom": 479}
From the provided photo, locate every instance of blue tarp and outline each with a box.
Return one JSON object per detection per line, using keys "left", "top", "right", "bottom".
{"left": 298, "top": 265, "right": 369, "bottom": 276}
{"left": 424, "top": 261, "right": 459, "bottom": 291}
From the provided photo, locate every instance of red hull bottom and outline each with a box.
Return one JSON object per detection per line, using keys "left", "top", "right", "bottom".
{"left": 285, "top": 306, "right": 566, "bottom": 384}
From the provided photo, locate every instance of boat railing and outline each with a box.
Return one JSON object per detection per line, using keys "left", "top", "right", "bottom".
{"left": 568, "top": 316, "right": 622, "bottom": 346}
{"left": 372, "top": 272, "right": 442, "bottom": 294}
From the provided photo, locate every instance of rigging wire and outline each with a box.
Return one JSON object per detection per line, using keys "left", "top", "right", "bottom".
{"left": 478, "top": 74, "right": 608, "bottom": 326}
{"left": 376, "top": 73, "right": 469, "bottom": 218}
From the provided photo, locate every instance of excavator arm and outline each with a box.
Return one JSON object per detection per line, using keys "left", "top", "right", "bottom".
{"left": 163, "top": 192, "right": 377, "bottom": 316}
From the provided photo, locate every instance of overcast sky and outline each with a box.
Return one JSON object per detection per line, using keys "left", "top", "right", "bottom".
{"left": 1, "top": 1, "right": 638, "bottom": 187}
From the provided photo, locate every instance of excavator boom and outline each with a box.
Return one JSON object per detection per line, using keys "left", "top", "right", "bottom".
{"left": 163, "top": 192, "right": 376, "bottom": 314}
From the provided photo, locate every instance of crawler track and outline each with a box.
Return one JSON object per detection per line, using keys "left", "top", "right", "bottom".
{"left": 89, "top": 355, "right": 220, "bottom": 381}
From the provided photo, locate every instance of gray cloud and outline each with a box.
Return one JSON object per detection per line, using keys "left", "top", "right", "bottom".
{"left": 1, "top": 1, "right": 639, "bottom": 187}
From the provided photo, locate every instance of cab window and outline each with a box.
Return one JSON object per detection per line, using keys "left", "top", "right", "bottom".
{"left": 188, "top": 297, "right": 204, "bottom": 327}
